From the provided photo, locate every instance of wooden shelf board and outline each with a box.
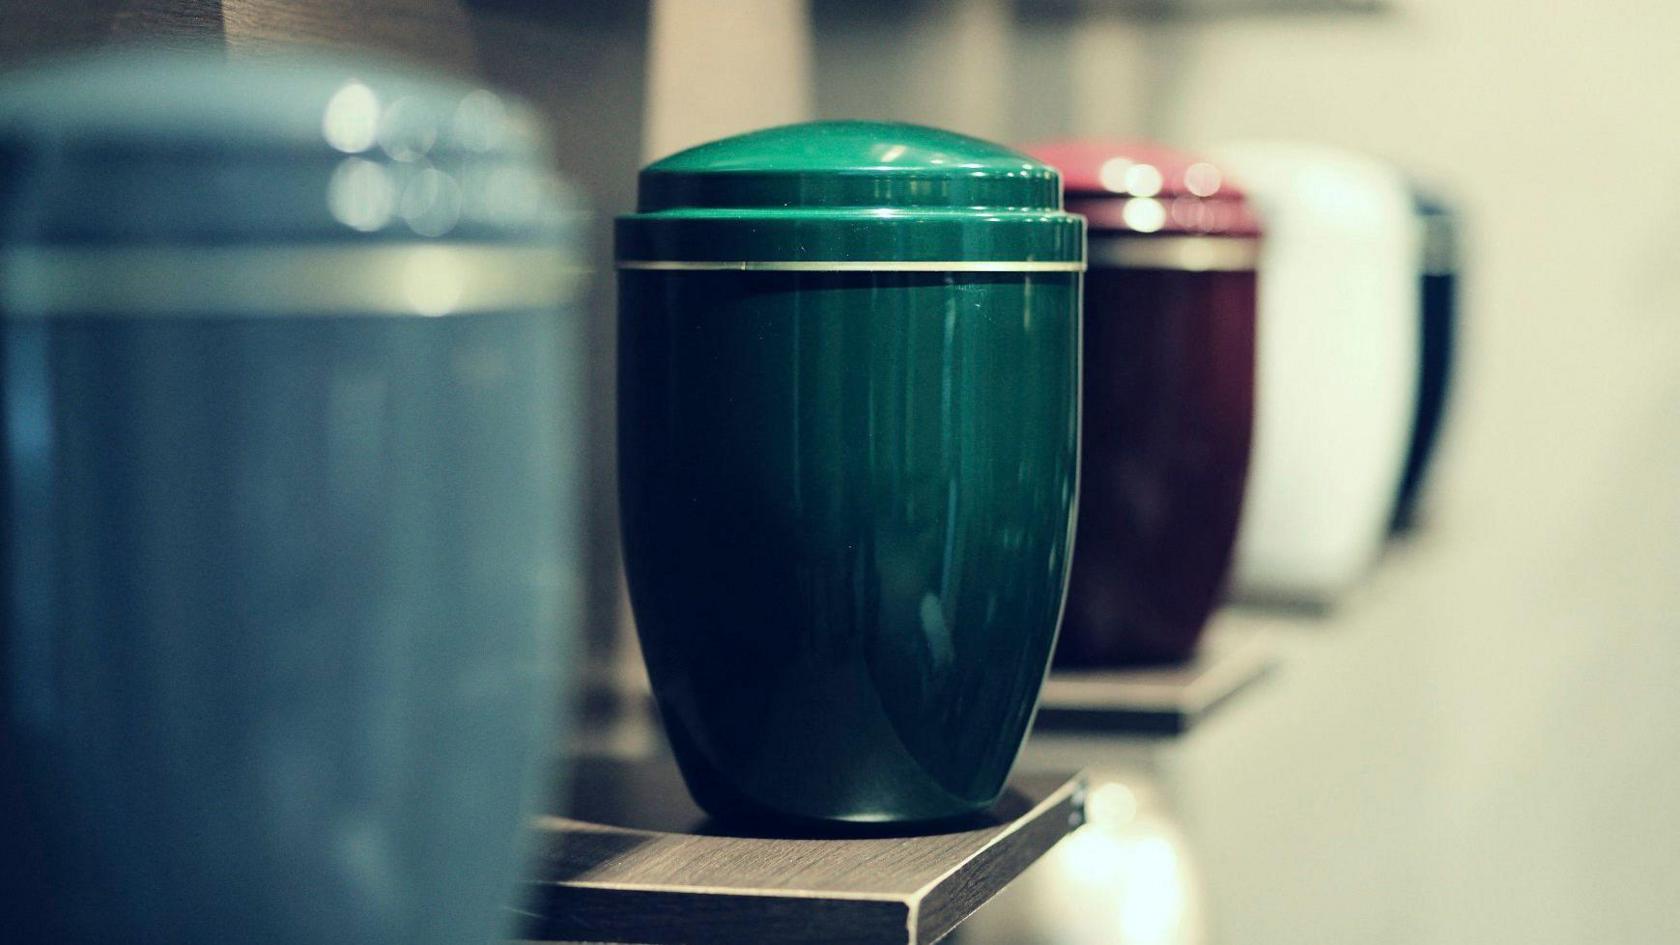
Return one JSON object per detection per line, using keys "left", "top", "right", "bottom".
{"left": 519, "top": 756, "right": 1086, "bottom": 945}
{"left": 1019, "top": 0, "right": 1389, "bottom": 18}
{"left": 1033, "top": 627, "right": 1277, "bottom": 736}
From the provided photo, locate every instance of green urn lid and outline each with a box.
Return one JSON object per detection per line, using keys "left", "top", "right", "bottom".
{"left": 617, "top": 121, "right": 1085, "bottom": 268}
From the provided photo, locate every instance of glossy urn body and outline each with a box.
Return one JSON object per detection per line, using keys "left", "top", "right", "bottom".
{"left": 1213, "top": 143, "right": 1420, "bottom": 606}
{"left": 1031, "top": 142, "right": 1258, "bottom": 666}
{"left": 0, "top": 50, "right": 586, "bottom": 945}
{"left": 1391, "top": 189, "right": 1459, "bottom": 531}
{"left": 617, "top": 122, "right": 1084, "bottom": 826}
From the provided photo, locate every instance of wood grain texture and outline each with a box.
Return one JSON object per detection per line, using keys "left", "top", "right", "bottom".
{"left": 1034, "top": 625, "right": 1277, "bottom": 735}
{"left": 0, "top": 1, "right": 222, "bottom": 64}
{"left": 528, "top": 887, "right": 906, "bottom": 945}
{"left": 223, "top": 0, "right": 478, "bottom": 72}
{"left": 521, "top": 756, "right": 1085, "bottom": 945}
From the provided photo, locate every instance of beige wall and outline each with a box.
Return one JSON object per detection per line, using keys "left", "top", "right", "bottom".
{"left": 812, "top": 0, "right": 1152, "bottom": 144}
{"left": 644, "top": 0, "right": 811, "bottom": 161}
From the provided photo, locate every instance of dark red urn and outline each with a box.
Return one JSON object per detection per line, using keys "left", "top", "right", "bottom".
{"left": 1030, "top": 141, "right": 1260, "bottom": 665}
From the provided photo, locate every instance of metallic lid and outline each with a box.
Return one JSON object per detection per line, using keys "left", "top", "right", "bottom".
{"left": 617, "top": 121, "right": 1084, "bottom": 268}
{"left": 0, "top": 46, "right": 582, "bottom": 249}
{"left": 1028, "top": 140, "right": 1260, "bottom": 240}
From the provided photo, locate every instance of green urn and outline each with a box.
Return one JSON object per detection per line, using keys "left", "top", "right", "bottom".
{"left": 617, "top": 121, "right": 1084, "bottom": 827}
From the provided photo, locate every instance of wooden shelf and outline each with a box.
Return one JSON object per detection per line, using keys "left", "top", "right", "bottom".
{"left": 836, "top": 0, "right": 1388, "bottom": 18}
{"left": 1033, "top": 627, "right": 1276, "bottom": 736}
{"left": 1027, "top": 0, "right": 1389, "bottom": 17}
{"left": 518, "top": 756, "right": 1086, "bottom": 945}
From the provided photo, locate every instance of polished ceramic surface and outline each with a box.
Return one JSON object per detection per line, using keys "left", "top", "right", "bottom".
{"left": 618, "top": 121, "right": 1083, "bottom": 265}
{"left": 1391, "top": 194, "right": 1458, "bottom": 531}
{"left": 1058, "top": 267, "right": 1255, "bottom": 666}
{"left": 1030, "top": 140, "right": 1256, "bottom": 667}
{"left": 0, "top": 47, "right": 583, "bottom": 945}
{"left": 619, "top": 270, "right": 1080, "bottom": 826}
{"left": 0, "top": 314, "right": 574, "bottom": 945}
{"left": 1215, "top": 142, "right": 1419, "bottom": 605}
